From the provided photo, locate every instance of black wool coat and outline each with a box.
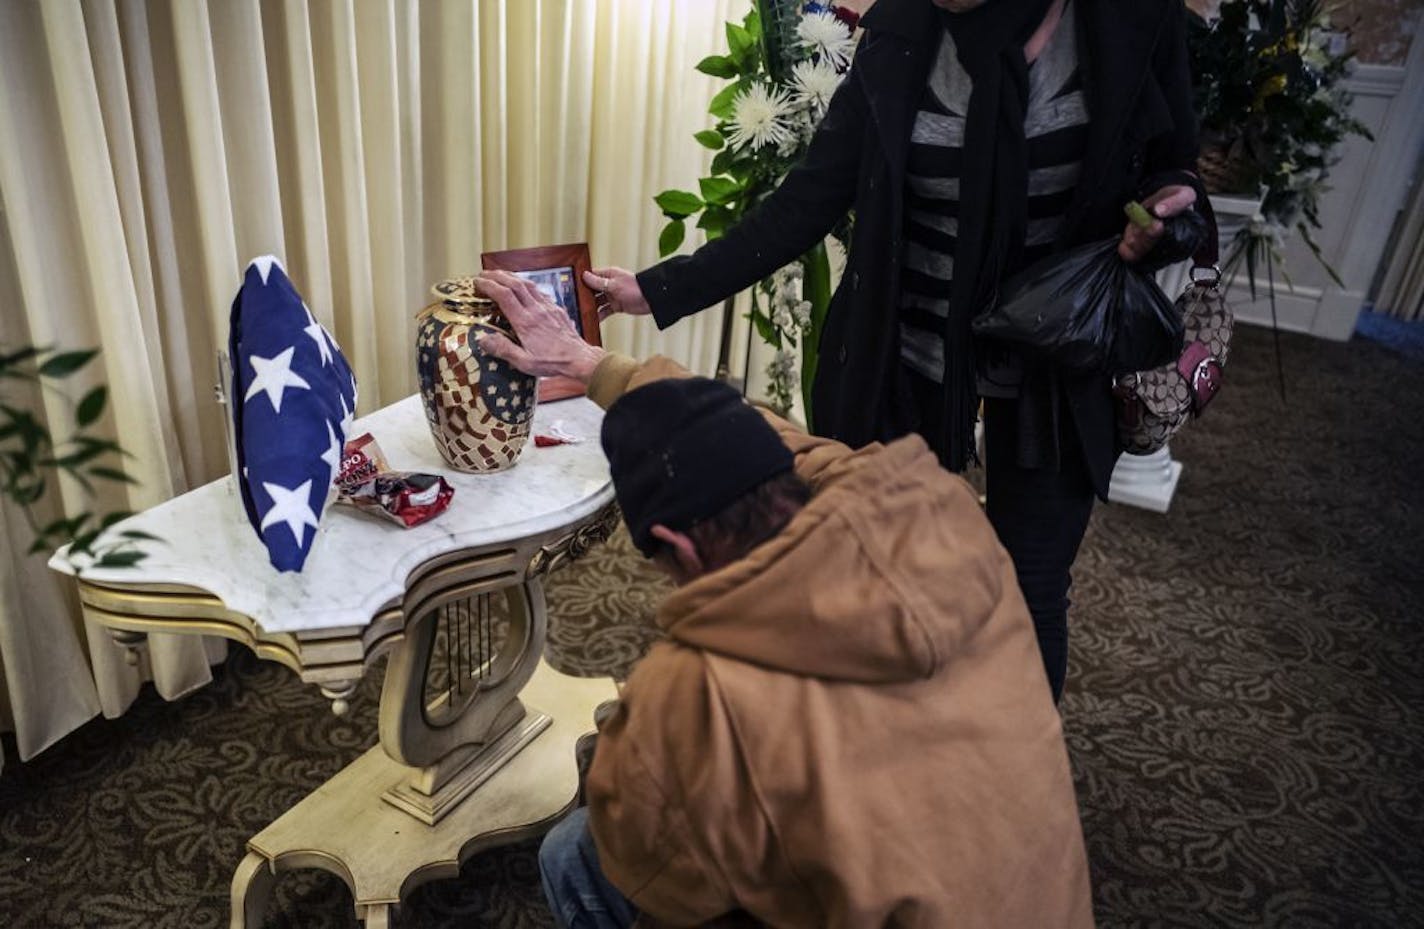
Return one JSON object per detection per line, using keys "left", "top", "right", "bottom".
{"left": 638, "top": 0, "right": 1201, "bottom": 498}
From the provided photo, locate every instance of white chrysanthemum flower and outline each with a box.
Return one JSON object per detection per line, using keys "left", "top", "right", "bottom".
{"left": 765, "top": 349, "right": 797, "bottom": 414}
{"left": 790, "top": 60, "right": 843, "bottom": 115}
{"left": 1302, "top": 43, "right": 1329, "bottom": 70}
{"left": 796, "top": 11, "right": 856, "bottom": 70}
{"left": 793, "top": 108, "right": 819, "bottom": 146}
{"left": 773, "top": 263, "right": 803, "bottom": 291}
{"left": 791, "top": 300, "right": 813, "bottom": 333}
{"left": 727, "top": 82, "right": 796, "bottom": 152}
{"left": 767, "top": 349, "right": 797, "bottom": 386}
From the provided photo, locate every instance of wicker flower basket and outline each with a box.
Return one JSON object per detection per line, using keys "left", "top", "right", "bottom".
{"left": 1197, "top": 139, "right": 1259, "bottom": 196}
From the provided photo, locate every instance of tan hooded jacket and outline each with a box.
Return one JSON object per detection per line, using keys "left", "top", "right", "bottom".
{"left": 583, "top": 355, "right": 1094, "bottom": 929}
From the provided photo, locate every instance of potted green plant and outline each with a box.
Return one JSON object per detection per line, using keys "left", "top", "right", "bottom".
{"left": 1, "top": 344, "right": 152, "bottom": 569}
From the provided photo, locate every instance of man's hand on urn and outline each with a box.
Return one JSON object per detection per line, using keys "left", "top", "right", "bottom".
{"left": 1118, "top": 184, "right": 1197, "bottom": 263}
{"left": 475, "top": 271, "right": 607, "bottom": 385}
{"left": 582, "top": 267, "right": 651, "bottom": 321}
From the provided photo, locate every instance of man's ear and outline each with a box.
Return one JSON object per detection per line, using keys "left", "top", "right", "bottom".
{"left": 650, "top": 524, "right": 705, "bottom": 580}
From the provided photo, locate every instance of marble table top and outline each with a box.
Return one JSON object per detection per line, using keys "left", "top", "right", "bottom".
{"left": 51, "top": 395, "right": 613, "bottom": 635}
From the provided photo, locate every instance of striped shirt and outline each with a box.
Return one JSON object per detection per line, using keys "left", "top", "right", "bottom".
{"left": 899, "top": 0, "right": 1089, "bottom": 385}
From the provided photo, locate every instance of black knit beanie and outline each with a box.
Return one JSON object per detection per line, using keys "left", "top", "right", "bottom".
{"left": 601, "top": 378, "right": 794, "bottom": 557}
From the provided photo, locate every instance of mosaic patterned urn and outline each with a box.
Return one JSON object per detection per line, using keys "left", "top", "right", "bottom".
{"left": 416, "top": 278, "right": 537, "bottom": 472}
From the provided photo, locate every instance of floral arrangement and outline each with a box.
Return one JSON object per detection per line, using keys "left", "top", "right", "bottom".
{"left": 1188, "top": 0, "right": 1371, "bottom": 286}
{"left": 653, "top": 1, "right": 859, "bottom": 417}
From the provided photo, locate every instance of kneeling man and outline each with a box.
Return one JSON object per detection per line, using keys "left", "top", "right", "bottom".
{"left": 476, "top": 272, "right": 1094, "bottom": 929}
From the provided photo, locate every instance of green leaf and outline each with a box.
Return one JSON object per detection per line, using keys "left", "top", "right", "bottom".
{"left": 73, "top": 435, "right": 126, "bottom": 456}
{"left": 694, "top": 129, "right": 726, "bottom": 151}
{"left": 119, "top": 529, "right": 162, "bottom": 542}
{"left": 0, "top": 346, "right": 42, "bottom": 373}
{"left": 653, "top": 189, "right": 704, "bottom": 220}
{"left": 698, "top": 176, "right": 741, "bottom": 206}
{"left": 695, "top": 55, "right": 739, "bottom": 79}
{"left": 71, "top": 529, "right": 101, "bottom": 555}
{"left": 726, "top": 22, "right": 756, "bottom": 66}
{"left": 88, "top": 465, "right": 138, "bottom": 484}
{"left": 37, "top": 349, "right": 98, "bottom": 379}
{"left": 100, "top": 510, "right": 135, "bottom": 530}
{"left": 799, "top": 242, "right": 834, "bottom": 427}
{"left": 14, "top": 477, "right": 45, "bottom": 504}
{"left": 44, "top": 442, "right": 110, "bottom": 468}
{"left": 658, "top": 220, "right": 687, "bottom": 258}
{"left": 696, "top": 206, "right": 736, "bottom": 240}
{"left": 36, "top": 515, "right": 81, "bottom": 539}
{"left": 749, "top": 308, "right": 781, "bottom": 348}
{"left": 708, "top": 81, "right": 743, "bottom": 120}
{"left": 0, "top": 405, "right": 50, "bottom": 452}
{"left": 76, "top": 386, "right": 108, "bottom": 427}
{"left": 1297, "top": 222, "right": 1345, "bottom": 287}
{"left": 710, "top": 147, "right": 738, "bottom": 176}
{"left": 93, "top": 550, "right": 147, "bottom": 569}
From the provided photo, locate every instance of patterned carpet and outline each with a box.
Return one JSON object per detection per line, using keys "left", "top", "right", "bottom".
{"left": 2, "top": 324, "right": 1422, "bottom": 928}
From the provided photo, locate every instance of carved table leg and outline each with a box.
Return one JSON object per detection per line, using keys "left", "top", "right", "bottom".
{"left": 377, "top": 579, "right": 551, "bottom": 823}
{"left": 230, "top": 851, "right": 277, "bottom": 929}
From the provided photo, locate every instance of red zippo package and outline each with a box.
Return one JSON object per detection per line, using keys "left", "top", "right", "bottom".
{"left": 337, "top": 433, "right": 389, "bottom": 492}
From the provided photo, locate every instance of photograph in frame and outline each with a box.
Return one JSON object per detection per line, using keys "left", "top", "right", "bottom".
{"left": 480, "top": 243, "right": 603, "bottom": 402}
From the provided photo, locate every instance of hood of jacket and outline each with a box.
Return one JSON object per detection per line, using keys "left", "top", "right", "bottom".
{"left": 654, "top": 434, "right": 1007, "bottom": 685}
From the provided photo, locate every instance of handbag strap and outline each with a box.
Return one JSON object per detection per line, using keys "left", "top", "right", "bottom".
{"left": 1192, "top": 189, "right": 1220, "bottom": 271}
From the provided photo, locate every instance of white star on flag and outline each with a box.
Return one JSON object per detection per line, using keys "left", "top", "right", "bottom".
{"left": 250, "top": 255, "right": 283, "bottom": 285}
{"left": 245, "top": 347, "right": 311, "bottom": 414}
{"left": 338, "top": 391, "right": 354, "bottom": 435}
{"left": 320, "top": 420, "right": 342, "bottom": 476}
{"left": 303, "top": 304, "right": 334, "bottom": 366}
{"left": 259, "top": 480, "right": 320, "bottom": 546}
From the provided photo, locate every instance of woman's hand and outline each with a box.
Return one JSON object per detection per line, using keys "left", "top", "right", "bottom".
{"left": 1118, "top": 184, "right": 1197, "bottom": 263}
{"left": 582, "top": 267, "right": 651, "bottom": 321}
{"left": 475, "top": 271, "right": 607, "bottom": 384}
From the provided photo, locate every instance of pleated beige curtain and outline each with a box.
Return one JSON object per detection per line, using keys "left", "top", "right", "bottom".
{"left": 0, "top": 0, "right": 749, "bottom": 771}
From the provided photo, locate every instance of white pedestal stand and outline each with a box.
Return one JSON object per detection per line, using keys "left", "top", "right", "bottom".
{"left": 1108, "top": 447, "right": 1183, "bottom": 513}
{"left": 1108, "top": 192, "right": 1261, "bottom": 513}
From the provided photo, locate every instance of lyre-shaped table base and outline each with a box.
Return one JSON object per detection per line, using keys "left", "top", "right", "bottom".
{"left": 230, "top": 663, "right": 616, "bottom": 929}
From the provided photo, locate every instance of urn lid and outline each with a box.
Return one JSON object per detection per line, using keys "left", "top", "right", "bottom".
{"left": 431, "top": 276, "right": 499, "bottom": 314}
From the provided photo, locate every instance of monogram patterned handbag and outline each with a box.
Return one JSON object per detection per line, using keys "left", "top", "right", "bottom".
{"left": 1114, "top": 197, "right": 1233, "bottom": 455}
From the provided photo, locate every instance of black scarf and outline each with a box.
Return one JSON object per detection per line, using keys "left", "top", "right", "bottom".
{"left": 932, "top": 0, "right": 1055, "bottom": 470}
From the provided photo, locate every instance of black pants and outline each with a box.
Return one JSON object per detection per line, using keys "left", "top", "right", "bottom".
{"left": 983, "top": 399, "right": 1096, "bottom": 703}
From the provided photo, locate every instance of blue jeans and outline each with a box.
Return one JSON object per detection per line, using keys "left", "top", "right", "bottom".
{"left": 539, "top": 808, "right": 638, "bottom": 929}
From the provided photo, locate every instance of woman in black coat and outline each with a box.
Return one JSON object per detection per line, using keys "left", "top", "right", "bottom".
{"left": 586, "top": 0, "right": 1203, "bottom": 702}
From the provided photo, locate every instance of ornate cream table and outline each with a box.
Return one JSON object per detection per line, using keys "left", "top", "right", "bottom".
{"left": 50, "top": 394, "right": 620, "bottom": 928}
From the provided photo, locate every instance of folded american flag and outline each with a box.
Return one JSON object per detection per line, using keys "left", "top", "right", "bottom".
{"left": 228, "top": 256, "right": 357, "bottom": 572}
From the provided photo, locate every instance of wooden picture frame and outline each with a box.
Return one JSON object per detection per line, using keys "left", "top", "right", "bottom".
{"left": 480, "top": 243, "right": 602, "bottom": 403}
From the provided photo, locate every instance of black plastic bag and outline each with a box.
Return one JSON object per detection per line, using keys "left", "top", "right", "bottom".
{"left": 973, "top": 211, "right": 1207, "bottom": 374}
